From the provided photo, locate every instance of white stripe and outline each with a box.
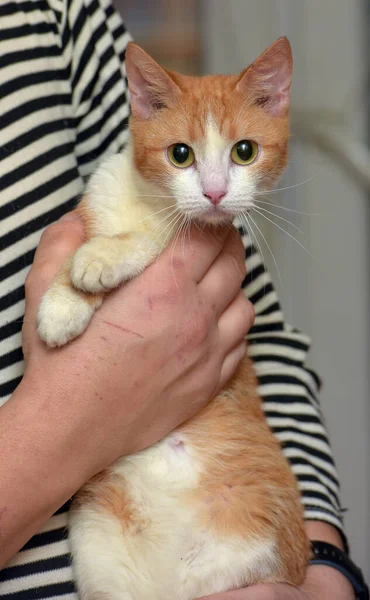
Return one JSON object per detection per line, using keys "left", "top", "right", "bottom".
{"left": 7, "top": 539, "right": 70, "bottom": 568}
{"left": 0, "top": 566, "right": 72, "bottom": 594}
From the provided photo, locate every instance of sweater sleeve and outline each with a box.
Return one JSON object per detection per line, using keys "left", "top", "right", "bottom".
{"left": 240, "top": 224, "right": 345, "bottom": 536}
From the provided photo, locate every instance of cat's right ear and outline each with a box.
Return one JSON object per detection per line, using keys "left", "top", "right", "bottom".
{"left": 125, "top": 43, "right": 181, "bottom": 120}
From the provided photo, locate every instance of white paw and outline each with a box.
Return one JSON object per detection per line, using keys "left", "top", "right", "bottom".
{"left": 37, "top": 287, "right": 97, "bottom": 347}
{"left": 70, "top": 236, "right": 157, "bottom": 294}
{"left": 71, "top": 247, "right": 124, "bottom": 293}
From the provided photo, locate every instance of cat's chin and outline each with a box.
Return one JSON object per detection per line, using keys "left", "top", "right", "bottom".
{"left": 194, "top": 207, "right": 235, "bottom": 226}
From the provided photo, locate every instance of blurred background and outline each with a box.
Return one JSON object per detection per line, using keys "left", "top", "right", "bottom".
{"left": 115, "top": 0, "right": 370, "bottom": 581}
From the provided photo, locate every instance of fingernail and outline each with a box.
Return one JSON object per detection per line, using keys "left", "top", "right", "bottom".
{"left": 59, "top": 211, "right": 79, "bottom": 223}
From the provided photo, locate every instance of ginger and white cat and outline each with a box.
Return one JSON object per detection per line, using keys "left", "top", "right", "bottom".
{"left": 37, "top": 38, "right": 310, "bottom": 600}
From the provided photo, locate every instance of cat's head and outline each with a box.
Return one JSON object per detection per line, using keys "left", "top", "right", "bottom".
{"left": 126, "top": 38, "right": 292, "bottom": 224}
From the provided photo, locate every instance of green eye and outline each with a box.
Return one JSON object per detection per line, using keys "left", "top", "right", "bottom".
{"left": 168, "top": 143, "right": 195, "bottom": 168}
{"left": 231, "top": 140, "right": 259, "bottom": 165}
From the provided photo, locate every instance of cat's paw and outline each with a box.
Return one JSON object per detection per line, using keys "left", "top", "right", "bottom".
{"left": 70, "top": 235, "right": 158, "bottom": 294}
{"left": 37, "top": 286, "right": 101, "bottom": 347}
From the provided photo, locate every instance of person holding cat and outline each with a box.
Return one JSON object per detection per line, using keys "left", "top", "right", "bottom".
{"left": 0, "top": 0, "right": 366, "bottom": 599}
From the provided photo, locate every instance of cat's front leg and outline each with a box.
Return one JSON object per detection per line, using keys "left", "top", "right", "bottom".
{"left": 70, "top": 233, "right": 159, "bottom": 293}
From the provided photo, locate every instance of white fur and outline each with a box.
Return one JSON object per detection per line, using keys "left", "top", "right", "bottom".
{"left": 37, "top": 282, "right": 100, "bottom": 347}
{"left": 70, "top": 434, "right": 279, "bottom": 600}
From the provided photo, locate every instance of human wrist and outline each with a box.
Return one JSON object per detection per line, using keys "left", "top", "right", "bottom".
{"left": 303, "top": 564, "right": 356, "bottom": 600}
{"left": 304, "top": 522, "right": 356, "bottom": 599}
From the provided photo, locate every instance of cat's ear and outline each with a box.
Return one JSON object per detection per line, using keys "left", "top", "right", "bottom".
{"left": 236, "top": 37, "right": 293, "bottom": 117}
{"left": 125, "top": 43, "right": 181, "bottom": 119}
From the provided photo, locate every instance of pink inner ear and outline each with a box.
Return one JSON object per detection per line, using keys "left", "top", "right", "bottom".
{"left": 237, "top": 38, "right": 293, "bottom": 117}
{"left": 255, "top": 62, "right": 292, "bottom": 116}
{"left": 125, "top": 44, "right": 181, "bottom": 120}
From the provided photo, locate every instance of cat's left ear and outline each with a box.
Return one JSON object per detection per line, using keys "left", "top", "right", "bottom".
{"left": 237, "top": 37, "right": 293, "bottom": 117}
{"left": 125, "top": 42, "right": 181, "bottom": 119}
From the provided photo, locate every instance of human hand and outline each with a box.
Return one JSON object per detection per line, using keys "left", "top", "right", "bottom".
{"left": 21, "top": 211, "right": 254, "bottom": 481}
{"left": 196, "top": 565, "right": 355, "bottom": 600}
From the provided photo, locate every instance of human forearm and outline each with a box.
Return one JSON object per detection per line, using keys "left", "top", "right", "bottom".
{"left": 0, "top": 376, "right": 90, "bottom": 568}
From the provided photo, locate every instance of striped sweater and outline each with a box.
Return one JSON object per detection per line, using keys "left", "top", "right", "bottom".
{"left": 0, "top": 1, "right": 343, "bottom": 597}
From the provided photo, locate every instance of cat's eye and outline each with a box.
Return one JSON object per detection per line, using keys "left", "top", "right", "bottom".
{"left": 167, "top": 143, "right": 195, "bottom": 168}
{"left": 231, "top": 140, "right": 259, "bottom": 165}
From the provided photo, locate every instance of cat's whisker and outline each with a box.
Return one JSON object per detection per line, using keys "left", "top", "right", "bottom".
{"left": 259, "top": 174, "right": 316, "bottom": 195}
{"left": 170, "top": 215, "right": 187, "bottom": 287}
{"left": 159, "top": 212, "right": 184, "bottom": 252}
{"left": 239, "top": 211, "right": 268, "bottom": 296}
{"left": 136, "top": 203, "right": 178, "bottom": 223}
{"left": 150, "top": 208, "right": 180, "bottom": 235}
{"left": 251, "top": 207, "right": 318, "bottom": 263}
{"left": 247, "top": 211, "right": 283, "bottom": 289}
{"left": 256, "top": 197, "right": 320, "bottom": 216}
{"left": 251, "top": 204, "right": 304, "bottom": 234}
{"left": 135, "top": 194, "right": 176, "bottom": 198}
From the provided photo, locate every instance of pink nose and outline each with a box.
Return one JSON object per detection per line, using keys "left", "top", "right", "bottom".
{"left": 203, "top": 190, "right": 226, "bottom": 206}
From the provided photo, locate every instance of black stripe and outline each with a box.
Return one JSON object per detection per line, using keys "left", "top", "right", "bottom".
{"left": 0, "top": 376, "right": 22, "bottom": 398}
{"left": 55, "top": 499, "right": 72, "bottom": 515}
{"left": 0, "top": 286, "right": 24, "bottom": 312}
{"left": 258, "top": 373, "right": 319, "bottom": 402}
{"left": 0, "top": 196, "right": 77, "bottom": 251}
{"left": 281, "top": 439, "right": 334, "bottom": 465}
{"left": 0, "top": 119, "right": 75, "bottom": 162}
{"left": 0, "top": 94, "right": 71, "bottom": 134}
{"left": 251, "top": 354, "right": 302, "bottom": 366}
{"left": 242, "top": 263, "right": 265, "bottom": 286}
{"left": 246, "top": 281, "right": 274, "bottom": 303}
{"left": 112, "top": 22, "right": 126, "bottom": 42}
{"left": 287, "top": 457, "right": 339, "bottom": 486}
{"left": 0, "top": 1, "right": 46, "bottom": 17}
{"left": 77, "top": 97, "right": 128, "bottom": 145}
{"left": 0, "top": 45, "right": 61, "bottom": 71}
{"left": 0, "top": 141, "right": 74, "bottom": 193}
{"left": 244, "top": 243, "right": 257, "bottom": 260}
{"left": 0, "top": 249, "right": 35, "bottom": 284}
{"left": 297, "top": 474, "right": 341, "bottom": 505}
{"left": 0, "top": 347, "right": 23, "bottom": 370}
{"left": 0, "top": 554, "right": 71, "bottom": 583}
{"left": 1, "top": 21, "right": 58, "bottom": 42}
{"left": 0, "top": 68, "right": 69, "bottom": 101}
{"left": 0, "top": 581, "right": 75, "bottom": 600}
{"left": 249, "top": 322, "right": 284, "bottom": 334}
{"left": 258, "top": 301, "right": 281, "bottom": 316}
{"left": 0, "top": 167, "right": 78, "bottom": 224}
{"left": 248, "top": 334, "right": 309, "bottom": 351}
{"left": 21, "top": 527, "right": 68, "bottom": 552}
{"left": 272, "top": 425, "right": 327, "bottom": 443}
{"left": 78, "top": 119, "right": 127, "bottom": 167}
{"left": 0, "top": 320, "right": 22, "bottom": 343}
{"left": 264, "top": 409, "right": 321, "bottom": 424}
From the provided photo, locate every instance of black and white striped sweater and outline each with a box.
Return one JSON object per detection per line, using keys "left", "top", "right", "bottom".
{"left": 0, "top": 1, "right": 343, "bottom": 598}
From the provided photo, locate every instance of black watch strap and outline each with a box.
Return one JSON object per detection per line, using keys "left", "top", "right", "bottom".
{"left": 310, "top": 541, "right": 369, "bottom": 600}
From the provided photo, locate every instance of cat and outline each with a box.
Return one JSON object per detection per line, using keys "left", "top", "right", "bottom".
{"left": 37, "top": 38, "right": 310, "bottom": 600}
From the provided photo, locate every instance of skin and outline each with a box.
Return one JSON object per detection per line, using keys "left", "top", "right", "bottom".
{"left": 0, "top": 212, "right": 253, "bottom": 568}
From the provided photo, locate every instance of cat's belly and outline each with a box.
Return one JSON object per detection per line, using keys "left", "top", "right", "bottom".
{"left": 69, "top": 433, "right": 279, "bottom": 600}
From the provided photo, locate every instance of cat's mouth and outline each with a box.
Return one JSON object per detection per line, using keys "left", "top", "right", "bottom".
{"left": 195, "top": 205, "right": 235, "bottom": 225}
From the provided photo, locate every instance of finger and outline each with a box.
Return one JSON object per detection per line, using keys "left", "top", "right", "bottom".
{"left": 216, "top": 341, "right": 246, "bottom": 392}
{"left": 199, "top": 232, "right": 246, "bottom": 316}
{"left": 160, "top": 223, "right": 231, "bottom": 283}
{"left": 25, "top": 212, "right": 85, "bottom": 314}
{"left": 218, "top": 291, "right": 255, "bottom": 353}
{"left": 32, "top": 211, "right": 85, "bottom": 274}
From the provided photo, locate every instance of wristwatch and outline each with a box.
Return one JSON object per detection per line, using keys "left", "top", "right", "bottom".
{"left": 310, "top": 541, "right": 369, "bottom": 599}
